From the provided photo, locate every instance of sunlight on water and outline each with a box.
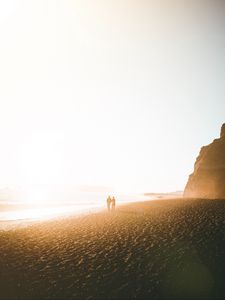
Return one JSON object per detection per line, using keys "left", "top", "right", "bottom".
{"left": 0, "top": 192, "right": 153, "bottom": 229}
{"left": 0, "top": 206, "right": 88, "bottom": 221}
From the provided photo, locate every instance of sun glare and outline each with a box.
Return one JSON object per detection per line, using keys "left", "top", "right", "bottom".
{"left": 22, "top": 187, "right": 52, "bottom": 206}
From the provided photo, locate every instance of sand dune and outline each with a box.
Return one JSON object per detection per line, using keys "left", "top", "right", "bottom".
{"left": 0, "top": 198, "right": 225, "bottom": 299}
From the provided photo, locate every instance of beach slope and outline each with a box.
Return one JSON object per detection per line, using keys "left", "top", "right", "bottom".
{"left": 1, "top": 198, "right": 225, "bottom": 299}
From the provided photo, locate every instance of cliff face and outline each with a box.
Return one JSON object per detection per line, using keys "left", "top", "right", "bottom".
{"left": 184, "top": 124, "right": 225, "bottom": 199}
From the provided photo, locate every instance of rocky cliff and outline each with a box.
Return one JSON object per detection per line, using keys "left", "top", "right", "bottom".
{"left": 184, "top": 123, "right": 225, "bottom": 199}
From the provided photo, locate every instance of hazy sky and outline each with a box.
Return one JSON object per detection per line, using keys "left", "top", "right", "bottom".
{"left": 0, "top": 0, "right": 225, "bottom": 193}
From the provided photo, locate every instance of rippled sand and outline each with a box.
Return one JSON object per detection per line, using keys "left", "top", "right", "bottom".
{"left": 0, "top": 198, "right": 225, "bottom": 299}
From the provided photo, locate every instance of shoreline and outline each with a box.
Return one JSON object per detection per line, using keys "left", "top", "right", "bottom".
{"left": 0, "top": 195, "right": 160, "bottom": 230}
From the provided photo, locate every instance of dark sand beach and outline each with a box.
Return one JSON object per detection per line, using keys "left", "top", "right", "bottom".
{"left": 1, "top": 198, "right": 225, "bottom": 299}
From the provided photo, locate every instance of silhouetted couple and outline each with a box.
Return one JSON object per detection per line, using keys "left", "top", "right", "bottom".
{"left": 107, "top": 196, "right": 116, "bottom": 212}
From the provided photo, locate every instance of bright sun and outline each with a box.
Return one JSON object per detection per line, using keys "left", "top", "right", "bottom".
{"left": 22, "top": 186, "right": 53, "bottom": 206}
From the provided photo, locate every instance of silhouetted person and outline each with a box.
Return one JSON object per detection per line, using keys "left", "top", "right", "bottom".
{"left": 111, "top": 196, "right": 116, "bottom": 211}
{"left": 107, "top": 196, "right": 111, "bottom": 212}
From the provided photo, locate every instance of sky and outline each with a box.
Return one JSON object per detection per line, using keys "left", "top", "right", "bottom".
{"left": 0, "top": 0, "right": 225, "bottom": 194}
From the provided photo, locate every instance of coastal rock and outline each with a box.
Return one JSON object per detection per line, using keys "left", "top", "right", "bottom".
{"left": 221, "top": 123, "right": 225, "bottom": 138}
{"left": 184, "top": 123, "right": 225, "bottom": 199}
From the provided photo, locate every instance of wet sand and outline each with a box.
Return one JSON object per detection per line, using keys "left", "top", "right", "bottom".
{"left": 0, "top": 198, "right": 225, "bottom": 299}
